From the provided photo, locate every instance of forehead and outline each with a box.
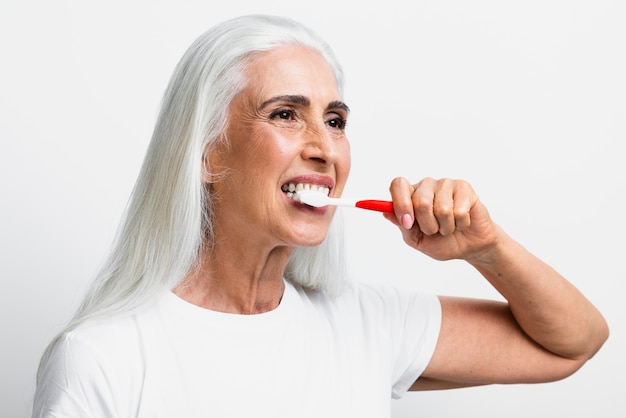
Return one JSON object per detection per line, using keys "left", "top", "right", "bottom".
{"left": 241, "top": 45, "right": 340, "bottom": 101}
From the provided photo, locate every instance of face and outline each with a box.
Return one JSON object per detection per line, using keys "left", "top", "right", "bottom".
{"left": 207, "top": 45, "right": 351, "bottom": 249}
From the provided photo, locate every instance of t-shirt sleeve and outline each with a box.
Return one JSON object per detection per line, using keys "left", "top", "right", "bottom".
{"left": 379, "top": 286, "right": 442, "bottom": 399}
{"left": 32, "top": 332, "right": 118, "bottom": 418}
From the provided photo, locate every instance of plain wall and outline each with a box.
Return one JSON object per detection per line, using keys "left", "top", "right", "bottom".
{"left": 1, "top": 1, "right": 624, "bottom": 417}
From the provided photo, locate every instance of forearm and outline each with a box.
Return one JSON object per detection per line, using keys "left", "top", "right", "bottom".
{"left": 468, "top": 225, "right": 608, "bottom": 360}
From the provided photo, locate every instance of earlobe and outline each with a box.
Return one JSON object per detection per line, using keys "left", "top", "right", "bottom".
{"left": 201, "top": 148, "right": 217, "bottom": 184}
{"left": 202, "top": 139, "right": 228, "bottom": 184}
{"left": 201, "top": 163, "right": 213, "bottom": 184}
{"left": 202, "top": 152, "right": 215, "bottom": 184}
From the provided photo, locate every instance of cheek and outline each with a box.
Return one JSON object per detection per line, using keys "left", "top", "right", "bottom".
{"left": 338, "top": 141, "right": 352, "bottom": 182}
{"left": 227, "top": 132, "right": 298, "bottom": 188}
{"left": 249, "top": 127, "right": 301, "bottom": 165}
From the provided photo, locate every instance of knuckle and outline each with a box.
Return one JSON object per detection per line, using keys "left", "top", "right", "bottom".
{"left": 434, "top": 201, "right": 454, "bottom": 217}
{"left": 438, "top": 177, "right": 453, "bottom": 187}
{"left": 419, "top": 177, "right": 436, "bottom": 187}
{"left": 412, "top": 192, "right": 433, "bottom": 210}
{"left": 389, "top": 177, "right": 408, "bottom": 193}
{"left": 421, "top": 224, "right": 439, "bottom": 236}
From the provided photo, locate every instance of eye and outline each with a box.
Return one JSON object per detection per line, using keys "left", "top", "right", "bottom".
{"left": 269, "top": 109, "right": 296, "bottom": 121}
{"left": 327, "top": 116, "right": 347, "bottom": 130}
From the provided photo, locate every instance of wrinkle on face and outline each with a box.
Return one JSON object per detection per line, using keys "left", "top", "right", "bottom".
{"left": 207, "top": 45, "right": 350, "bottom": 246}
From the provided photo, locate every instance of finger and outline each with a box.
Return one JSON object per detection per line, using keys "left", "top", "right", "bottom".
{"left": 389, "top": 177, "right": 416, "bottom": 229}
{"left": 433, "top": 178, "right": 456, "bottom": 236}
{"left": 382, "top": 212, "right": 400, "bottom": 227}
{"left": 452, "top": 180, "right": 476, "bottom": 231}
{"left": 412, "top": 177, "right": 439, "bottom": 235}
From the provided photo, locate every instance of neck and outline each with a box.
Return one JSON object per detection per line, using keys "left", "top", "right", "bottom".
{"left": 174, "top": 240, "right": 292, "bottom": 315}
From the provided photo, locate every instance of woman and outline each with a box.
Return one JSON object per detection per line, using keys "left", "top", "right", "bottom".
{"left": 33, "top": 14, "right": 608, "bottom": 417}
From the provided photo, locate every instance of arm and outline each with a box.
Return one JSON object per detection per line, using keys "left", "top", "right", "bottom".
{"left": 384, "top": 177, "right": 609, "bottom": 390}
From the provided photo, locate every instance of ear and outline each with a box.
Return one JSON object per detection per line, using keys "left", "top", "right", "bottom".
{"left": 201, "top": 139, "right": 226, "bottom": 184}
{"left": 201, "top": 146, "right": 215, "bottom": 184}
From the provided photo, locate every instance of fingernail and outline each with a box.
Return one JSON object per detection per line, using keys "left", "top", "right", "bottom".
{"left": 401, "top": 214, "right": 413, "bottom": 229}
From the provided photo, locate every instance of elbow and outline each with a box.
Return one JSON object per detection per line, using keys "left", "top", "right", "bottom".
{"left": 557, "top": 316, "right": 610, "bottom": 379}
{"left": 586, "top": 316, "right": 610, "bottom": 359}
{"left": 535, "top": 316, "right": 609, "bottom": 383}
{"left": 575, "top": 312, "right": 610, "bottom": 361}
{"left": 558, "top": 310, "right": 610, "bottom": 362}
{"left": 540, "top": 347, "right": 603, "bottom": 384}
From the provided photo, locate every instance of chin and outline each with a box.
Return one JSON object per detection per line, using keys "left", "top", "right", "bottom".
{"left": 290, "top": 229, "right": 328, "bottom": 247}
{"left": 294, "top": 236, "right": 326, "bottom": 247}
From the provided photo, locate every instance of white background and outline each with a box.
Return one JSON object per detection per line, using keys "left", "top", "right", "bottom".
{"left": 1, "top": 1, "right": 624, "bottom": 417}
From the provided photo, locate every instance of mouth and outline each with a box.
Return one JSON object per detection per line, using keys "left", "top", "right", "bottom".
{"left": 281, "top": 182, "right": 330, "bottom": 200}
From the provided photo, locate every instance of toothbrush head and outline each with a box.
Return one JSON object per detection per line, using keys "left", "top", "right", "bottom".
{"left": 293, "top": 190, "right": 329, "bottom": 207}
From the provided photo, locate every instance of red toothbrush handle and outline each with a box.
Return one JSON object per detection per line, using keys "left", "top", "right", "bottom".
{"left": 355, "top": 199, "right": 394, "bottom": 214}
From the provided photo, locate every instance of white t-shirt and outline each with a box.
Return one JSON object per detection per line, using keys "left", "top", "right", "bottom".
{"left": 33, "top": 279, "right": 441, "bottom": 418}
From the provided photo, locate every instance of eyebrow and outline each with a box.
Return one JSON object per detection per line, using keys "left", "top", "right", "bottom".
{"left": 327, "top": 100, "right": 350, "bottom": 114}
{"left": 260, "top": 95, "right": 350, "bottom": 114}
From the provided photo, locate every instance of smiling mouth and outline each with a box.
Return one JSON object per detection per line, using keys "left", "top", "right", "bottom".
{"left": 281, "top": 183, "right": 330, "bottom": 199}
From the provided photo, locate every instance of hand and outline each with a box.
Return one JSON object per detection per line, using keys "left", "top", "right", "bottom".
{"left": 384, "top": 177, "right": 498, "bottom": 262}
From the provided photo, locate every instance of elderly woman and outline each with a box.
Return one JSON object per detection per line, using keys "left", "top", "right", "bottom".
{"left": 33, "top": 14, "right": 608, "bottom": 417}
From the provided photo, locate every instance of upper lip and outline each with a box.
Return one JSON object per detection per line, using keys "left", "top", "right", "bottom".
{"left": 283, "top": 174, "right": 335, "bottom": 190}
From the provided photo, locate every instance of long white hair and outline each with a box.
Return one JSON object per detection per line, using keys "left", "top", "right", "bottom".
{"left": 37, "top": 14, "right": 347, "bottom": 380}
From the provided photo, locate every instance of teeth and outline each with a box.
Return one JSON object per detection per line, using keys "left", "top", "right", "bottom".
{"left": 282, "top": 183, "right": 330, "bottom": 198}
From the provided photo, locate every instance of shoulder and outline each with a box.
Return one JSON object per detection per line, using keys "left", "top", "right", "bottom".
{"left": 290, "top": 279, "right": 441, "bottom": 327}
{"left": 64, "top": 295, "right": 163, "bottom": 351}
{"left": 44, "top": 305, "right": 150, "bottom": 384}
{"left": 34, "top": 297, "right": 166, "bottom": 417}
{"left": 44, "top": 294, "right": 173, "bottom": 383}
{"left": 294, "top": 278, "right": 439, "bottom": 309}
{"left": 288, "top": 279, "right": 442, "bottom": 397}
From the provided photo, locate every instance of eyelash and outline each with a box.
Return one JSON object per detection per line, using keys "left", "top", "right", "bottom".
{"left": 269, "top": 109, "right": 348, "bottom": 130}
{"left": 328, "top": 116, "right": 347, "bottom": 130}
{"left": 270, "top": 109, "right": 297, "bottom": 121}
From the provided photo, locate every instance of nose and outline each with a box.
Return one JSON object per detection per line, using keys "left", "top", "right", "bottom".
{"left": 301, "top": 123, "right": 338, "bottom": 165}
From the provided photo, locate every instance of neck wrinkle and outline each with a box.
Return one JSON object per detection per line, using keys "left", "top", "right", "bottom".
{"left": 174, "top": 243, "right": 292, "bottom": 315}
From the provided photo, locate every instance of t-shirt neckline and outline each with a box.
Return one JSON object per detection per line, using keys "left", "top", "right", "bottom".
{"left": 161, "top": 278, "right": 297, "bottom": 329}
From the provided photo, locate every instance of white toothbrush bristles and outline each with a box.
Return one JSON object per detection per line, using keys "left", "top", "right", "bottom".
{"left": 293, "top": 190, "right": 329, "bottom": 207}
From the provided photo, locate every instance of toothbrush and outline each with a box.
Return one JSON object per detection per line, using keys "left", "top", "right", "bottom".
{"left": 294, "top": 190, "right": 394, "bottom": 214}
